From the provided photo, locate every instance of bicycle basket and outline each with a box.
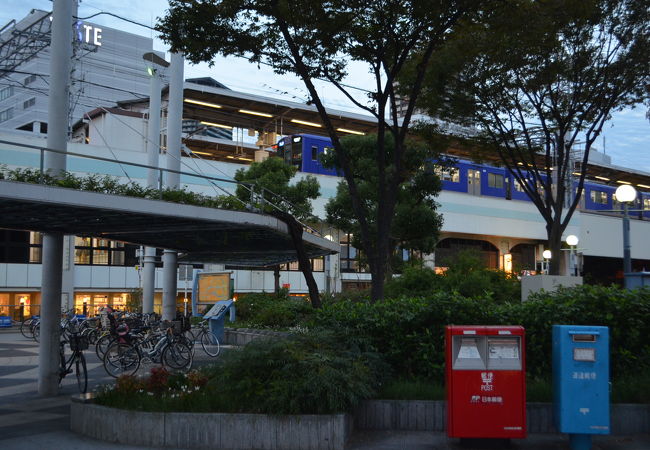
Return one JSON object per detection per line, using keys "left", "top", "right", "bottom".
{"left": 69, "top": 334, "right": 89, "bottom": 351}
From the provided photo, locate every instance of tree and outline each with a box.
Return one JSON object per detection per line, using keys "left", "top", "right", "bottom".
{"left": 158, "top": 0, "right": 483, "bottom": 301}
{"left": 223, "top": 156, "right": 323, "bottom": 307}
{"left": 325, "top": 134, "right": 444, "bottom": 276}
{"left": 414, "top": 0, "right": 649, "bottom": 274}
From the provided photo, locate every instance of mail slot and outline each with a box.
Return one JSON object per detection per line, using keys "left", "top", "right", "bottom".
{"left": 552, "top": 325, "right": 610, "bottom": 447}
{"left": 446, "top": 326, "right": 526, "bottom": 439}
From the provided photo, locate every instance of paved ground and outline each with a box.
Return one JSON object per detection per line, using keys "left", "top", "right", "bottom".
{"left": 0, "top": 328, "right": 648, "bottom": 449}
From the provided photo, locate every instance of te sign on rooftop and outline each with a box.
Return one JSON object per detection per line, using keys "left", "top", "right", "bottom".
{"left": 75, "top": 21, "right": 102, "bottom": 46}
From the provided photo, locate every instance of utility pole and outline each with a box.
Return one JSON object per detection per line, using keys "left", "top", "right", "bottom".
{"left": 38, "top": 0, "right": 73, "bottom": 396}
{"left": 162, "top": 51, "right": 184, "bottom": 320}
{"left": 142, "top": 52, "right": 169, "bottom": 315}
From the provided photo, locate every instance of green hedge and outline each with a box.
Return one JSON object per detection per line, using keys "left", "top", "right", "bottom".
{"left": 233, "top": 292, "right": 313, "bottom": 329}
{"left": 309, "top": 285, "right": 650, "bottom": 380}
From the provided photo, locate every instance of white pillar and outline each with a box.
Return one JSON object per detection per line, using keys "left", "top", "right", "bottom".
{"left": 142, "top": 247, "right": 156, "bottom": 314}
{"left": 161, "top": 52, "right": 184, "bottom": 320}
{"left": 142, "top": 61, "right": 163, "bottom": 313}
{"left": 38, "top": 0, "right": 73, "bottom": 397}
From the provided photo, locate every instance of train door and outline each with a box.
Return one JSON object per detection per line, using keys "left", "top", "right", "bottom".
{"left": 468, "top": 169, "right": 481, "bottom": 195}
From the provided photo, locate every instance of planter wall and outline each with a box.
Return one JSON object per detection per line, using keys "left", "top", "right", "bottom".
{"left": 354, "top": 400, "right": 650, "bottom": 435}
{"left": 71, "top": 398, "right": 351, "bottom": 450}
{"left": 223, "top": 328, "right": 289, "bottom": 346}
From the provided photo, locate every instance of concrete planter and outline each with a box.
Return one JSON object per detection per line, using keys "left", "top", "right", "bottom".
{"left": 354, "top": 400, "right": 650, "bottom": 435}
{"left": 223, "top": 328, "right": 289, "bottom": 346}
{"left": 71, "top": 397, "right": 351, "bottom": 450}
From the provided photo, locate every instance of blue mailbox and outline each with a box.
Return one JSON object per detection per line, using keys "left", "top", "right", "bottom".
{"left": 552, "top": 325, "right": 609, "bottom": 449}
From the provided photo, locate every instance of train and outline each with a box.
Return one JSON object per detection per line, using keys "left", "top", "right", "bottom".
{"left": 274, "top": 133, "right": 650, "bottom": 219}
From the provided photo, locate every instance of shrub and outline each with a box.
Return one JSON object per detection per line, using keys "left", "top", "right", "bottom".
{"left": 310, "top": 285, "right": 650, "bottom": 380}
{"left": 211, "top": 330, "right": 388, "bottom": 414}
{"left": 384, "top": 256, "right": 520, "bottom": 303}
{"left": 233, "top": 292, "right": 314, "bottom": 329}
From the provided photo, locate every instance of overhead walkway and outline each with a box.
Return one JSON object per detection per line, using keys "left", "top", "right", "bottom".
{"left": 0, "top": 180, "right": 338, "bottom": 266}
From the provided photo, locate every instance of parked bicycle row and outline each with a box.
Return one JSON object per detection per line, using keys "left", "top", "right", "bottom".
{"left": 18, "top": 308, "right": 223, "bottom": 393}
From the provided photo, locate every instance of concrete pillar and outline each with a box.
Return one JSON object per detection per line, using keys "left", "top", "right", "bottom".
{"left": 39, "top": 0, "right": 73, "bottom": 397}
{"left": 142, "top": 247, "right": 156, "bottom": 314}
{"left": 161, "top": 52, "right": 184, "bottom": 320}
{"left": 142, "top": 59, "right": 163, "bottom": 313}
{"left": 162, "top": 250, "right": 178, "bottom": 320}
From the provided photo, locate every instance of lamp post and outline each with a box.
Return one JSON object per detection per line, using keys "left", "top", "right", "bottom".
{"left": 615, "top": 185, "right": 637, "bottom": 283}
{"left": 566, "top": 235, "right": 579, "bottom": 276}
{"left": 542, "top": 250, "right": 552, "bottom": 275}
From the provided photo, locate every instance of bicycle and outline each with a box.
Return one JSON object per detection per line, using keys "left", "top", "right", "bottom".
{"left": 20, "top": 316, "right": 39, "bottom": 339}
{"left": 189, "top": 320, "right": 221, "bottom": 357}
{"left": 59, "top": 330, "right": 89, "bottom": 393}
{"left": 102, "top": 323, "right": 192, "bottom": 378}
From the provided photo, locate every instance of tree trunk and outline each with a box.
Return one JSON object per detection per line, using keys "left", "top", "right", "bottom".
{"left": 273, "top": 265, "right": 281, "bottom": 295}
{"left": 271, "top": 211, "right": 322, "bottom": 308}
{"left": 547, "top": 221, "right": 564, "bottom": 276}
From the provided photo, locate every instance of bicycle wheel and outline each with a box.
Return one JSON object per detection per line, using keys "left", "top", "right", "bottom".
{"left": 200, "top": 330, "right": 221, "bottom": 357}
{"left": 103, "top": 343, "right": 140, "bottom": 378}
{"left": 20, "top": 319, "right": 34, "bottom": 339}
{"left": 33, "top": 324, "right": 40, "bottom": 343}
{"left": 75, "top": 353, "right": 88, "bottom": 393}
{"left": 95, "top": 334, "right": 114, "bottom": 359}
{"left": 162, "top": 341, "right": 192, "bottom": 372}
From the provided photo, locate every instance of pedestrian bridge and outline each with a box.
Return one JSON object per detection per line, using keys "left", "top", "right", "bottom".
{"left": 0, "top": 180, "right": 338, "bottom": 266}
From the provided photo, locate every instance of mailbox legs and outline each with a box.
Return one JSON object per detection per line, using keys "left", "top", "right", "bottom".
{"left": 569, "top": 433, "right": 592, "bottom": 450}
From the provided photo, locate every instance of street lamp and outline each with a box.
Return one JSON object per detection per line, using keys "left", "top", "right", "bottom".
{"left": 542, "top": 249, "right": 552, "bottom": 275}
{"left": 566, "top": 235, "right": 579, "bottom": 276}
{"left": 615, "top": 184, "right": 637, "bottom": 280}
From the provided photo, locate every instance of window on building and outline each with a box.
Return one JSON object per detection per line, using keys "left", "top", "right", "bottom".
{"left": 0, "top": 230, "right": 43, "bottom": 263}
{"left": 434, "top": 166, "right": 460, "bottom": 183}
{"left": 644, "top": 198, "right": 650, "bottom": 211}
{"left": 24, "top": 74, "right": 37, "bottom": 85}
{"left": 0, "top": 107, "right": 13, "bottom": 123}
{"left": 279, "top": 257, "right": 324, "bottom": 272}
{"left": 0, "top": 86, "right": 13, "bottom": 101}
{"left": 23, "top": 97, "right": 35, "bottom": 109}
{"left": 340, "top": 233, "right": 366, "bottom": 273}
{"left": 488, "top": 173, "right": 504, "bottom": 189}
{"left": 590, "top": 190, "right": 608, "bottom": 204}
{"left": 74, "top": 236, "right": 137, "bottom": 266}
{"left": 311, "top": 145, "right": 318, "bottom": 161}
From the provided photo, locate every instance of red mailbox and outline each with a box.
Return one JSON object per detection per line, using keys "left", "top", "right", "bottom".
{"left": 446, "top": 325, "right": 526, "bottom": 439}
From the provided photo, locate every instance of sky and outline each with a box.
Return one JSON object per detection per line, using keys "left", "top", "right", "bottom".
{"left": 2, "top": 0, "right": 649, "bottom": 173}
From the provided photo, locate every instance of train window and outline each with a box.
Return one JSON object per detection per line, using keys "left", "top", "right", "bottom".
{"left": 488, "top": 173, "right": 504, "bottom": 189}
{"left": 434, "top": 166, "right": 459, "bottom": 183}
{"left": 514, "top": 180, "right": 525, "bottom": 192}
{"left": 311, "top": 146, "right": 318, "bottom": 161}
{"left": 590, "top": 190, "right": 608, "bottom": 204}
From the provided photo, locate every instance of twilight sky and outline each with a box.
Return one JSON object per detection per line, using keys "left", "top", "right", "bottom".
{"left": 2, "top": 0, "right": 649, "bottom": 172}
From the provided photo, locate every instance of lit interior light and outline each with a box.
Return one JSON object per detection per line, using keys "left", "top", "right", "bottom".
{"left": 616, "top": 180, "right": 631, "bottom": 185}
{"left": 237, "top": 157, "right": 253, "bottom": 161}
{"left": 226, "top": 155, "right": 235, "bottom": 159}
{"left": 637, "top": 184, "right": 650, "bottom": 189}
{"left": 290, "top": 119, "right": 321, "bottom": 128}
{"left": 200, "top": 121, "right": 233, "bottom": 130}
{"left": 239, "top": 109, "right": 273, "bottom": 118}
{"left": 572, "top": 172, "right": 582, "bottom": 176}
{"left": 184, "top": 98, "right": 222, "bottom": 109}
{"left": 336, "top": 128, "right": 365, "bottom": 135}
{"left": 594, "top": 176, "right": 610, "bottom": 181}
{"left": 191, "top": 151, "right": 212, "bottom": 156}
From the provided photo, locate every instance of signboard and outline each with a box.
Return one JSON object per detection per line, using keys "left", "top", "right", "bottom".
{"left": 191, "top": 271, "right": 232, "bottom": 317}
